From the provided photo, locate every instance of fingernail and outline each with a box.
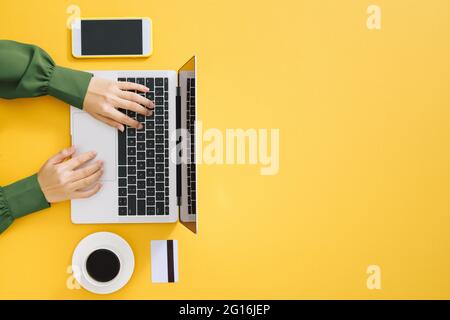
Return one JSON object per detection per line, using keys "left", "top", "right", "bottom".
{"left": 119, "top": 125, "right": 125, "bottom": 132}
{"left": 145, "top": 87, "right": 150, "bottom": 91}
{"left": 138, "top": 123, "right": 143, "bottom": 129}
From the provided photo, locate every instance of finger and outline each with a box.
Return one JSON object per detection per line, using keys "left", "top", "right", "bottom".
{"left": 70, "top": 160, "right": 103, "bottom": 182}
{"left": 92, "top": 113, "right": 125, "bottom": 132}
{"left": 70, "top": 168, "right": 103, "bottom": 190}
{"left": 107, "top": 108, "right": 143, "bottom": 129}
{"left": 117, "top": 81, "right": 150, "bottom": 93}
{"left": 116, "top": 97, "right": 152, "bottom": 117}
{"left": 118, "top": 90, "right": 154, "bottom": 109}
{"left": 73, "top": 183, "right": 102, "bottom": 199}
{"left": 64, "top": 151, "right": 97, "bottom": 170}
{"left": 47, "top": 146, "right": 76, "bottom": 165}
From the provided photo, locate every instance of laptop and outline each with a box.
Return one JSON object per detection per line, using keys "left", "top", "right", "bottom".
{"left": 70, "top": 56, "right": 198, "bottom": 234}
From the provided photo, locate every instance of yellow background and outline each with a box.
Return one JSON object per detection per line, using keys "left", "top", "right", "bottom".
{"left": 1, "top": 0, "right": 449, "bottom": 299}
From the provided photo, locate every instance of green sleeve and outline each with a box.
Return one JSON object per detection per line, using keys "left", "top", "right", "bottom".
{"left": 0, "top": 40, "right": 93, "bottom": 109}
{"left": 0, "top": 174, "right": 50, "bottom": 234}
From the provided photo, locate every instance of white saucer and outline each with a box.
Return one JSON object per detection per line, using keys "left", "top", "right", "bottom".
{"left": 72, "top": 232, "right": 134, "bottom": 294}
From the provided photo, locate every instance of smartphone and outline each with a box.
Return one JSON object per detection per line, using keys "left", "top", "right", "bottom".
{"left": 71, "top": 18, "right": 152, "bottom": 58}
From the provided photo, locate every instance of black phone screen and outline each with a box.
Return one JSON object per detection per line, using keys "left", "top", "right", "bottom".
{"left": 81, "top": 19, "right": 143, "bottom": 55}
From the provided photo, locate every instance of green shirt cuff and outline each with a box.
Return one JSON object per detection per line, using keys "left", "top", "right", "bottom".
{"left": 3, "top": 174, "right": 50, "bottom": 220}
{"left": 48, "top": 65, "right": 93, "bottom": 109}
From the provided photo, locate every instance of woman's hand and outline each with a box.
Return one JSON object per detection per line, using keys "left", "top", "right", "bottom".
{"left": 37, "top": 146, "right": 103, "bottom": 203}
{"left": 83, "top": 77, "right": 154, "bottom": 131}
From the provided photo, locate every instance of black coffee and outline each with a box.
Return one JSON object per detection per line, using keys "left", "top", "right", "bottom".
{"left": 86, "top": 249, "right": 120, "bottom": 283}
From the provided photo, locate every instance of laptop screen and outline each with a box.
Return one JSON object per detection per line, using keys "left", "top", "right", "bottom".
{"left": 178, "top": 56, "right": 197, "bottom": 234}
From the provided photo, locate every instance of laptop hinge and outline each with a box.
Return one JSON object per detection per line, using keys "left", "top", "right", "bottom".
{"left": 176, "top": 86, "right": 182, "bottom": 206}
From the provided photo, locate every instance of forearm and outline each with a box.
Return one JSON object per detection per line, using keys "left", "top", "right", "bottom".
{"left": 0, "top": 40, "right": 93, "bottom": 108}
{"left": 0, "top": 174, "right": 50, "bottom": 234}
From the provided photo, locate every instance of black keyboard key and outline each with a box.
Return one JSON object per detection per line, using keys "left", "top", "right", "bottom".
{"left": 147, "top": 177, "right": 155, "bottom": 186}
{"left": 128, "top": 176, "right": 136, "bottom": 184}
{"left": 118, "top": 178, "right": 127, "bottom": 187}
{"left": 146, "top": 121, "right": 154, "bottom": 129}
{"left": 137, "top": 114, "right": 146, "bottom": 122}
{"left": 118, "top": 130, "right": 126, "bottom": 165}
{"left": 156, "top": 192, "right": 164, "bottom": 201}
{"left": 156, "top": 135, "right": 164, "bottom": 143}
{"left": 128, "top": 156, "right": 136, "bottom": 165}
{"left": 119, "top": 197, "right": 127, "bottom": 206}
{"left": 156, "top": 164, "right": 164, "bottom": 172}
{"left": 137, "top": 189, "right": 146, "bottom": 199}
{"left": 156, "top": 125, "right": 164, "bottom": 134}
{"left": 147, "top": 168, "right": 155, "bottom": 176}
{"left": 137, "top": 180, "right": 146, "bottom": 189}
{"left": 156, "top": 144, "right": 164, "bottom": 153}
{"left": 146, "top": 159, "right": 155, "bottom": 167}
{"left": 137, "top": 190, "right": 146, "bottom": 199}
{"left": 137, "top": 151, "right": 145, "bottom": 160}
{"left": 128, "top": 186, "right": 136, "bottom": 194}
{"left": 137, "top": 142, "right": 145, "bottom": 151}
{"left": 164, "top": 78, "right": 168, "bottom": 90}
{"left": 147, "top": 140, "right": 155, "bottom": 149}
{"left": 146, "top": 92, "right": 155, "bottom": 101}
{"left": 128, "top": 195, "right": 136, "bottom": 215}
{"left": 128, "top": 137, "right": 136, "bottom": 146}
{"left": 156, "top": 107, "right": 164, "bottom": 116}
{"left": 137, "top": 161, "right": 145, "bottom": 170}
{"left": 156, "top": 202, "right": 165, "bottom": 215}
{"left": 119, "top": 207, "right": 127, "bottom": 216}
{"left": 127, "top": 127, "right": 136, "bottom": 136}
{"left": 137, "top": 170, "right": 145, "bottom": 179}
{"left": 137, "top": 132, "right": 145, "bottom": 141}
{"left": 156, "top": 173, "right": 164, "bottom": 181}
{"left": 137, "top": 78, "right": 145, "bottom": 85}
{"left": 127, "top": 147, "right": 136, "bottom": 156}
{"left": 155, "top": 78, "right": 163, "bottom": 86}
{"left": 147, "top": 196, "right": 155, "bottom": 205}
{"left": 165, "top": 206, "right": 169, "bottom": 215}
{"left": 146, "top": 206, "right": 155, "bottom": 215}
{"left": 155, "top": 87, "right": 164, "bottom": 96}
{"left": 127, "top": 78, "right": 136, "bottom": 83}
{"left": 119, "top": 188, "right": 127, "bottom": 196}
{"left": 156, "top": 154, "right": 164, "bottom": 162}
{"left": 145, "top": 78, "right": 154, "bottom": 90}
{"left": 156, "top": 183, "right": 164, "bottom": 191}
{"left": 128, "top": 166, "right": 136, "bottom": 175}
{"left": 118, "top": 77, "right": 126, "bottom": 82}
{"left": 138, "top": 200, "right": 146, "bottom": 215}
{"left": 155, "top": 97, "right": 163, "bottom": 105}
{"left": 119, "top": 166, "right": 127, "bottom": 177}
{"left": 147, "top": 188, "right": 155, "bottom": 196}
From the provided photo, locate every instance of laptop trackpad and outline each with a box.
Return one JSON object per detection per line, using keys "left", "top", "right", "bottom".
{"left": 72, "top": 113, "right": 116, "bottom": 182}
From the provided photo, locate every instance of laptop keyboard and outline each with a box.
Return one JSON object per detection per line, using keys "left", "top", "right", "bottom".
{"left": 186, "top": 78, "right": 197, "bottom": 215}
{"left": 117, "top": 77, "right": 170, "bottom": 216}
